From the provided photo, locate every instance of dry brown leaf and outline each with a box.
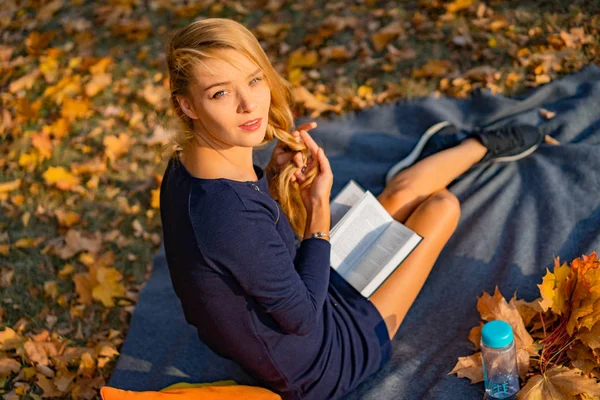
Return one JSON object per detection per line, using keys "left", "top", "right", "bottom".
{"left": 23, "top": 341, "right": 61, "bottom": 366}
{"left": 468, "top": 323, "right": 483, "bottom": 350}
{"left": 476, "top": 287, "right": 535, "bottom": 380}
{"left": 412, "top": 60, "right": 451, "bottom": 79}
{"left": 448, "top": 352, "right": 483, "bottom": 383}
{"left": 36, "top": 373, "right": 62, "bottom": 398}
{"left": 292, "top": 86, "right": 342, "bottom": 118}
{"left": 54, "top": 229, "right": 102, "bottom": 260}
{"left": 0, "top": 358, "right": 21, "bottom": 377}
{"left": 1, "top": 267, "right": 14, "bottom": 288}
{"left": 371, "top": 21, "right": 405, "bottom": 52}
{"left": 577, "top": 321, "right": 600, "bottom": 350}
{"left": 54, "top": 209, "right": 82, "bottom": 228}
{"left": 516, "top": 366, "right": 600, "bottom": 399}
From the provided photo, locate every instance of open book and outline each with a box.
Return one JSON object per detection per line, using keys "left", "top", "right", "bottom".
{"left": 329, "top": 180, "right": 423, "bottom": 299}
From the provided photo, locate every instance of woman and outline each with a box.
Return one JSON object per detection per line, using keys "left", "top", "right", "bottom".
{"left": 159, "top": 18, "right": 546, "bottom": 400}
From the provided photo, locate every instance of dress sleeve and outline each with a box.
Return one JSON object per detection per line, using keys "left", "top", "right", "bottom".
{"left": 192, "top": 201, "right": 331, "bottom": 337}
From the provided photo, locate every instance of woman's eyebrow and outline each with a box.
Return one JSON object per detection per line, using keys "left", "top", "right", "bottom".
{"left": 203, "top": 67, "right": 262, "bottom": 91}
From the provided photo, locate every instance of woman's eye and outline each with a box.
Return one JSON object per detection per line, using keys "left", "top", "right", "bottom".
{"left": 212, "top": 90, "right": 226, "bottom": 99}
{"left": 251, "top": 77, "right": 263, "bottom": 85}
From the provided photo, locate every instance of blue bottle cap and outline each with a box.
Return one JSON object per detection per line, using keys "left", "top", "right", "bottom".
{"left": 481, "top": 320, "right": 514, "bottom": 349}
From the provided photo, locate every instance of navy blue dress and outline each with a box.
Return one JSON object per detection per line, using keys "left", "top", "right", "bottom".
{"left": 159, "top": 154, "right": 392, "bottom": 400}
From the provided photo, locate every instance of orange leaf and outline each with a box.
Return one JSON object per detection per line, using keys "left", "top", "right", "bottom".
{"left": 516, "top": 366, "right": 600, "bottom": 399}
{"left": 0, "top": 357, "right": 21, "bottom": 377}
{"left": 32, "top": 132, "right": 54, "bottom": 160}
{"left": 476, "top": 287, "right": 535, "bottom": 380}
{"left": 103, "top": 133, "right": 134, "bottom": 162}
{"left": 60, "top": 97, "right": 92, "bottom": 120}
{"left": 448, "top": 352, "right": 483, "bottom": 383}
{"left": 92, "top": 267, "right": 125, "bottom": 307}
{"left": 43, "top": 166, "right": 80, "bottom": 191}
{"left": 0, "top": 179, "right": 21, "bottom": 194}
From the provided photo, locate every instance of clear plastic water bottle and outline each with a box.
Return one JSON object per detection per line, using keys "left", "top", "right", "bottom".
{"left": 480, "top": 320, "right": 520, "bottom": 399}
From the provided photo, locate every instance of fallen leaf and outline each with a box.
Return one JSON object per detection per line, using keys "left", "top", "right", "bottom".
{"left": 476, "top": 287, "right": 535, "bottom": 380}
{"left": 54, "top": 229, "right": 102, "bottom": 259}
{"left": 446, "top": 0, "right": 474, "bottom": 14}
{"left": 103, "top": 133, "right": 134, "bottom": 161}
{"left": 92, "top": 267, "right": 126, "bottom": 307}
{"left": 0, "top": 358, "right": 21, "bottom": 377}
{"left": 36, "top": 373, "right": 62, "bottom": 398}
{"left": 0, "top": 179, "right": 21, "bottom": 193}
{"left": 412, "top": 60, "right": 451, "bottom": 79}
{"left": 516, "top": 366, "right": 600, "bottom": 399}
{"left": 291, "top": 86, "right": 342, "bottom": 117}
{"left": 448, "top": 352, "right": 483, "bottom": 383}
{"left": 43, "top": 166, "right": 80, "bottom": 190}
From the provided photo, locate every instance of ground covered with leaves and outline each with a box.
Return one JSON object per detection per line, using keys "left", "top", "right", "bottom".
{"left": 0, "top": 0, "right": 599, "bottom": 399}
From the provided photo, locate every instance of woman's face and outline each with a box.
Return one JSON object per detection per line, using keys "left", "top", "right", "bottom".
{"left": 181, "top": 49, "right": 271, "bottom": 149}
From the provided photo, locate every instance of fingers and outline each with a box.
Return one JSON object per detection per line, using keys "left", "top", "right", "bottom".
{"left": 316, "top": 147, "right": 332, "bottom": 176}
{"left": 295, "top": 121, "right": 317, "bottom": 132}
{"left": 298, "top": 130, "right": 320, "bottom": 167}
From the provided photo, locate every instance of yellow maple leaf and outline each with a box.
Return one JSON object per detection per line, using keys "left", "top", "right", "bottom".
{"left": 43, "top": 74, "right": 82, "bottom": 105}
{"left": 43, "top": 166, "right": 80, "bottom": 190}
{"left": 103, "top": 133, "right": 133, "bottom": 161}
{"left": 552, "top": 258, "right": 571, "bottom": 316}
{"left": 19, "top": 152, "right": 39, "bottom": 171}
{"left": 92, "top": 267, "right": 125, "bottom": 307}
{"left": 60, "top": 97, "right": 92, "bottom": 120}
{"left": 41, "top": 118, "right": 69, "bottom": 141}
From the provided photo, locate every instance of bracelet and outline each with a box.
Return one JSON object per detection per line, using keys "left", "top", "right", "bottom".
{"left": 310, "top": 232, "right": 330, "bottom": 240}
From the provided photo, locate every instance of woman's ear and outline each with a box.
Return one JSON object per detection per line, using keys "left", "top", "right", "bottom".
{"left": 176, "top": 95, "right": 199, "bottom": 120}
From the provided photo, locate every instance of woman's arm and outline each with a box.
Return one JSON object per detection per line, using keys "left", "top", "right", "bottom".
{"left": 192, "top": 199, "right": 331, "bottom": 337}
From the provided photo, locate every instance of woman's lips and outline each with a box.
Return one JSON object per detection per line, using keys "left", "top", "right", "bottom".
{"left": 238, "top": 118, "right": 262, "bottom": 131}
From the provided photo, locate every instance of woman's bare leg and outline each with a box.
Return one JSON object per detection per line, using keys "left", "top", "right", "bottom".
{"left": 369, "top": 137, "right": 487, "bottom": 340}
{"left": 376, "top": 138, "right": 486, "bottom": 223}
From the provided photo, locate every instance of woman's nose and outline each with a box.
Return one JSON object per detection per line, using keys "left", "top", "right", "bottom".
{"left": 238, "top": 90, "right": 257, "bottom": 113}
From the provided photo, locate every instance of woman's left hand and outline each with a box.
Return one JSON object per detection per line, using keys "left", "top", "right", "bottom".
{"left": 266, "top": 122, "right": 317, "bottom": 182}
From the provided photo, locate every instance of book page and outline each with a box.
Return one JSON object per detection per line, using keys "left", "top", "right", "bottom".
{"left": 329, "top": 191, "right": 393, "bottom": 275}
{"left": 344, "top": 221, "right": 419, "bottom": 294}
{"left": 330, "top": 180, "right": 365, "bottom": 229}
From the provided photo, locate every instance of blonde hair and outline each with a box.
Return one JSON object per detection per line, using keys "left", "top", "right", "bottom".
{"left": 164, "top": 18, "right": 316, "bottom": 238}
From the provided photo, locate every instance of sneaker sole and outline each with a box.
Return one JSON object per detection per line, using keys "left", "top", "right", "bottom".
{"left": 491, "top": 142, "right": 541, "bottom": 163}
{"left": 385, "top": 121, "right": 453, "bottom": 184}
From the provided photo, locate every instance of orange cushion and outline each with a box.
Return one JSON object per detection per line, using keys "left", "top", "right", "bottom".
{"left": 100, "top": 385, "right": 282, "bottom": 400}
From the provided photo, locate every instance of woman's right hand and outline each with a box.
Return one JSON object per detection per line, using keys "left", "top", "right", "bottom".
{"left": 295, "top": 129, "right": 333, "bottom": 213}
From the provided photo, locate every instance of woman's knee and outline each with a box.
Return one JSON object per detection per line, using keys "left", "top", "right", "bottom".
{"left": 421, "top": 189, "right": 461, "bottom": 223}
